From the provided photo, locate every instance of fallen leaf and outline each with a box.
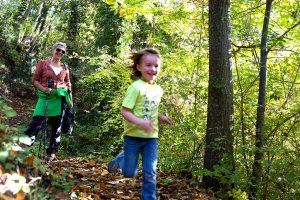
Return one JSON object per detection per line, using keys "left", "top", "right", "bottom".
{"left": 101, "top": 170, "right": 109, "bottom": 176}
{"left": 16, "top": 191, "right": 26, "bottom": 200}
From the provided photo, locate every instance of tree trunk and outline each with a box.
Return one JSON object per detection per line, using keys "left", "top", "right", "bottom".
{"left": 249, "top": 0, "right": 273, "bottom": 199}
{"left": 67, "top": 0, "right": 80, "bottom": 97}
{"left": 203, "top": 0, "right": 234, "bottom": 197}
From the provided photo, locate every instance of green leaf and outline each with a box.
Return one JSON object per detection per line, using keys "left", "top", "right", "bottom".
{"left": 0, "top": 147, "right": 9, "bottom": 162}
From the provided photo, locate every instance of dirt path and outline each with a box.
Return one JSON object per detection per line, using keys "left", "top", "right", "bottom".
{"left": 45, "top": 157, "right": 212, "bottom": 200}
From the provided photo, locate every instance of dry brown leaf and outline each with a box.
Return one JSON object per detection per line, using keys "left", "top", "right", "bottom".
{"left": 99, "top": 181, "right": 106, "bottom": 190}
{"left": 91, "top": 193, "right": 100, "bottom": 200}
{"left": 0, "top": 129, "right": 5, "bottom": 137}
{"left": 55, "top": 192, "right": 69, "bottom": 199}
{"left": 0, "top": 164, "right": 3, "bottom": 176}
{"left": 8, "top": 150, "right": 17, "bottom": 157}
{"left": 16, "top": 191, "right": 26, "bottom": 200}
{"left": 78, "top": 184, "right": 91, "bottom": 192}
{"left": 18, "top": 166, "right": 27, "bottom": 177}
{"left": 87, "top": 161, "right": 96, "bottom": 166}
{"left": 101, "top": 170, "right": 109, "bottom": 176}
{"left": 117, "top": 190, "right": 124, "bottom": 194}
{"left": 80, "top": 177, "right": 89, "bottom": 181}
{"left": 118, "top": 194, "right": 132, "bottom": 199}
{"left": 68, "top": 174, "right": 74, "bottom": 179}
{"left": 24, "top": 156, "right": 35, "bottom": 166}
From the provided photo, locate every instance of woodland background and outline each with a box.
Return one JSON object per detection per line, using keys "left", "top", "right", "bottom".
{"left": 0, "top": 0, "right": 299, "bottom": 199}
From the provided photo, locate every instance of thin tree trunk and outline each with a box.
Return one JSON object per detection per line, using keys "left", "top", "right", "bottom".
{"left": 67, "top": 0, "right": 80, "bottom": 97}
{"left": 249, "top": 0, "right": 273, "bottom": 199}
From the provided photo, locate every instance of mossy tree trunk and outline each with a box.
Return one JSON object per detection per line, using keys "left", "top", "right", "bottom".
{"left": 203, "top": 0, "right": 235, "bottom": 198}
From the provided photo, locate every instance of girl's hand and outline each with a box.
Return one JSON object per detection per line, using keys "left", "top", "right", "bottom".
{"left": 159, "top": 115, "right": 174, "bottom": 125}
{"left": 137, "top": 119, "right": 153, "bottom": 133}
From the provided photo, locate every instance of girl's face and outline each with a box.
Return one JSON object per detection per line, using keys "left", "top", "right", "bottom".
{"left": 137, "top": 54, "right": 161, "bottom": 84}
{"left": 52, "top": 45, "right": 66, "bottom": 60}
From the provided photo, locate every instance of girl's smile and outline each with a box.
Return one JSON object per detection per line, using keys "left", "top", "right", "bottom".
{"left": 137, "top": 54, "right": 161, "bottom": 84}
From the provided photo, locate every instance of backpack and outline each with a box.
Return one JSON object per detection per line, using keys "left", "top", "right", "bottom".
{"left": 61, "top": 63, "right": 74, "bottom": 135}
{"left": 62, "top": 106, "right": 74, "bottom": 135}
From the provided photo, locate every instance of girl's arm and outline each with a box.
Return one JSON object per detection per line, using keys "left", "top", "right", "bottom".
{"left": 158, "top": 113, "right": 174, "bottom": 125}
{"left": 121, "top": 107, "right": 153, "bottom": 133}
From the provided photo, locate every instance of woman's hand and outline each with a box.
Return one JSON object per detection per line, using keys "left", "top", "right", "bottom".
{"left": 34, "top": 81, "right": 51, "bottom": 94}
{"left": 43, "top": 87, "right": 51, "bottom": 94}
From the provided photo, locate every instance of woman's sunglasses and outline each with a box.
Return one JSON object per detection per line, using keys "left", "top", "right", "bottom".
{"left": 56, "top": 48, "right": 65, "bottom": 54}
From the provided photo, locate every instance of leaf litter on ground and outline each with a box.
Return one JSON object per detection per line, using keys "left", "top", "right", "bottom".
{"left": 44, "top": 157, "right": 214, "bottom": 200}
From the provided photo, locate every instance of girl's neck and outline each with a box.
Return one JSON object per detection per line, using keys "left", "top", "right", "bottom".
{"left": 140, "top": 78, "right": 154, "bottom": 84}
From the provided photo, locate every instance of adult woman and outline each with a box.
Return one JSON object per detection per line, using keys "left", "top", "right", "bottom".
{"left": 24, "top": 42, "right": 72, "bottom": 161}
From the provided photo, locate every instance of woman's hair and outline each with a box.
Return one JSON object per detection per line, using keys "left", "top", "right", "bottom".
{"left": 52, "top": 42, "right": 67, "bottom": 50}
{"left": 127, "top": 48, "right": 161, "bottom": 80}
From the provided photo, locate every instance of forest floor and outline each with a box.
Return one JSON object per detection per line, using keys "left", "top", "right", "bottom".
{"left": 44, "top": 157, "right": 213, "bottom": 200}
{"left": 4, "top": 95, "right": 216, "bottom": 200}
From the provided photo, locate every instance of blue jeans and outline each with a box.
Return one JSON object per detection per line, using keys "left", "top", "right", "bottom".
{"left": 111, "top": 136, "right": 158, "bottom": 200}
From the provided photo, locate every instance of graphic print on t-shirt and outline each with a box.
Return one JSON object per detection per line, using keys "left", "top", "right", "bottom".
{"left": 143, "top": 92, "right": 160, "bottom": 120}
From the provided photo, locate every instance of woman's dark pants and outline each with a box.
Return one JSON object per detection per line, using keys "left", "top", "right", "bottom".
{"left": 24, "top": 99, "right": 66, "bottom": 155}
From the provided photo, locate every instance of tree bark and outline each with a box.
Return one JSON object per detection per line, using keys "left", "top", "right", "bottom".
{"left": 67, "top": 0, "right": 80, "bottom": 97}
{"left": 249, "top": 0, "right": 273, "bottom": 199}
{"left": 203, "top": 0, "right": 234, "bottom": 197}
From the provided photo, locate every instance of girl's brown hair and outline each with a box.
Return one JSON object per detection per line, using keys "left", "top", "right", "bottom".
{"left": 127, "top": 48, "right": 161, "bottom": 80}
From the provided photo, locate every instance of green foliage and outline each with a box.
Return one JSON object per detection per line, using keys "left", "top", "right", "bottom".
{"left": 95, "top": 1, "right": 123, "bottom": 55}
{"left": 228, "top": 188, "right": 248, "bottom": 200}
{"left": 60, "top": 50, "right": 130, "bottom": 157}
{"left": 0, "top": 101, "right": 16, "bottom": 119}
{"left": 1, "top": 0, "right": 300, "bottom": 198}
{"left": 0, "top": 99, "right": 74, "bottom": 199}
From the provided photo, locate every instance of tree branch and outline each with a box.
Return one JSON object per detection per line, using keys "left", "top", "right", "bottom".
{"left": 268, "top": 19, "right": 300, "bottom": 53}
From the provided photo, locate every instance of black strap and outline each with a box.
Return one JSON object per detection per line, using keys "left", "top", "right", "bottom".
{"left": 46, "top": 64, "right": 53, "bottom": 85}
{"left": 61, "top": 63, "right": 67, "bottom": 70}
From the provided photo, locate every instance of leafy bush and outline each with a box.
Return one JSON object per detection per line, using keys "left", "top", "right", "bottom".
{"left": 0, "top": 99, "right": 73, "bottom": 199}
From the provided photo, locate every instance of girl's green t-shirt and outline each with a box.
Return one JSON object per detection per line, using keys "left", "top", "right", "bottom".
{"left": 122, "top": 79, "right": 163, "bottom": 138}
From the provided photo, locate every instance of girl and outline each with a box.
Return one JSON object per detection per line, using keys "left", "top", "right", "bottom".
{"left": 108, "top": 48, "right": 173, "bottom": 200}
